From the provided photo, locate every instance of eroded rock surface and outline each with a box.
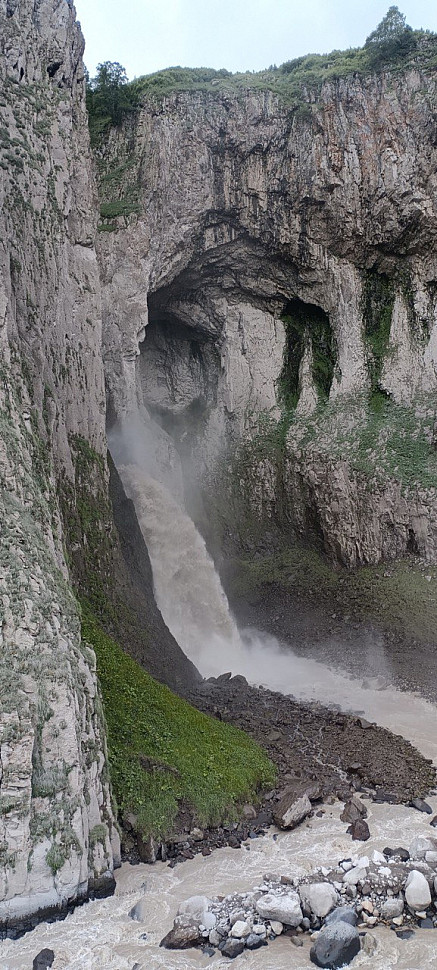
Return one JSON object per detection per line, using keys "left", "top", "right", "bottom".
{"left": 96, "top": 59, "right": 437, "bottom": 562}
{"left": 0, "top": 0, "right": 119, "bottom": 933}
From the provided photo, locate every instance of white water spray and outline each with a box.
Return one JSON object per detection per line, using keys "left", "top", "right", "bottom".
{"left": 117, "top": 461, "right": 437, "bottom": 760}
{"left": 119, "top": 463, "right": 242, "bottom": 668}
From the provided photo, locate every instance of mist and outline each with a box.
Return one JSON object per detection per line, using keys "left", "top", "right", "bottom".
{"left": 105, "top": 414, "right": 437, "bottom": 757}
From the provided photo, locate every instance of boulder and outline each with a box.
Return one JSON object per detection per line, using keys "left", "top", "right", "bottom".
{"left": 219, "top": 938, "right": 245, "bottom": 958}
{"left": 342, "top": 866, "right": 367, "bottom": 887}
{"left": 310, "top": 921, "right": 361, "bottom": 968}
{"left": 405, "top": 870, "right": 432, "bottom": 912}
{"left": 230, "top": 920, "right": 250, "bottom": 938}
{"left": 273, "top": 792, "right": 312, "bottom": 830}
{"left": 411, "top": 798, "right": 433, "bottom": 814}
{"left": 178, "top": 895, "right": 212, "bottom": 920}
{"left": 129, "top": 896, "right": 148, "bottom": 922}
{"left": 325, "top": 906, "right": 357, "bottom": 927}
{"left": 380, "top": 897, "right": 404, "bottom": 920}
{"left": 33, "top": 952, "right": 55, "bottom": 970}
{"left": 347, "top": 819, "right": 370, "bottom": 841}
{"left": 137, "top": 833, "right": 157, "bottom": 864}
{"left": 340, "top": 796, "right": 368, "bottom": 824}
{"left": 384, "top": 846, "right": 410, "bottom": 861}
{"left": 160, "top": 915, "right": 202, "bottom": 949}
{"left": 256, "top": 892, "right": 303, "bottom": 926}
{"left": 246, "top": 933, "right": 267, "bottom": 949}
{"left": 299, "top": 883, "right": 338, "bottom": 918}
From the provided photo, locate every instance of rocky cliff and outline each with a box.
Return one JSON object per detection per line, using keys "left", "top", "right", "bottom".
{"left": 2, "top": 0, "right": 437, "bottom": 937}
{"left": 0, "top": 0, "right": 119, "bottom": 934}
{"left": 96, "top": 50, "right": 437, "bottom": 561}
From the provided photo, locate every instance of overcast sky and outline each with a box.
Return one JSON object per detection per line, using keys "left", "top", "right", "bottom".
{"left": 73, "top": 0, "right": 437, "bottom": 81}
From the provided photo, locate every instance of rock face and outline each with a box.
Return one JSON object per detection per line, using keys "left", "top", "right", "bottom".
{"left": 0, "top": 0, "right": 119, "bottom": 933}
{"left": 96, "top": 56, "right": 437, "bottom": 561}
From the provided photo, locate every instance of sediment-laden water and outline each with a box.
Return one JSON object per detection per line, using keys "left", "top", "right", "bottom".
{"left": 3, "top": 462, "right": 435, "bottom": 968}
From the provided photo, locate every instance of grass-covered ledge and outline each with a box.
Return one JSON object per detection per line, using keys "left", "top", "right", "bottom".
{"left": 81, "top": 607, "right": 275, "bottom": 839}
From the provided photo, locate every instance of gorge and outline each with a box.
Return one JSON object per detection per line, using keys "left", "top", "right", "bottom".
{"left": 1, "top": 1, "right": 437, "bottom": 967}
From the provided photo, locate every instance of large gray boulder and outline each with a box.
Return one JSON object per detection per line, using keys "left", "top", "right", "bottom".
{"left": 299, "top": 883, "right": 338, "bottom": 918}
{"left": 273, "top": 792, "right": 312, "bottom": 829}
{"left": 310, "top": 921, "right": 361, "bottom": 968}
{"left": 33, "top": 952, "right": 55, "bottom": 970}
{"left": 129, "top": 896, "right": 148, "bottom": 922}
{"left": 256, "top": 892, "right": 303, "bottom": 926}
{"left": 177, "top": 895, "right": 212, "bottom": 920}
{"left": 380, "top": 897, "right": 404, "bottom": 920}
{"left": 325, "top": 906, "right": 358, "bottom": 927}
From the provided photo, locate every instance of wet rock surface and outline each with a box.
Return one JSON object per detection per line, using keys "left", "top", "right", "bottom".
{"left": 310, "top": 921, "right": 360, "bottom": 968}
{"left": 160, "top": 836, "right": 437, "bottom": 960}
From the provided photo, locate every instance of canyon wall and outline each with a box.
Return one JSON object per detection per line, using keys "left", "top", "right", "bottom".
{"left": 0, "top": 0, "right": 120, "bottom": 933}
{"left": 97, "top": 56, "right": 437, "bottom": 560}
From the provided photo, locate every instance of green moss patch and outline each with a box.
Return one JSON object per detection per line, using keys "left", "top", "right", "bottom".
{"left": 362, "top": 270, "right": 395, "bottom": 391}
{"left": 81, "top": 608, "right": 275, "bottom": 839}
{"left": 279, "top": 299, "right": 337, "bottom": 408}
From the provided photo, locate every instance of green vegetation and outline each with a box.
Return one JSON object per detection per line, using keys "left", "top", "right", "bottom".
{"left": 86, "top": 62, "right": 139, "bottom": 146}
{"left": 59, "top": 433, "right": 115, "bottom": 612}
{"left": 365, "top": 6, "right": 417, "bottom": 68}
{"left": 288, "top": 392, "right": 437, "bottom": 490}
{"left": 361, "top": 270, "right": 395, "bottom": 392}
{"left": 86, "top": 13, "right": 437, "bottom": 147}
{"left": 279, "top": 300, "right": 337, "bottom": 408}
{"left": 81, "top": 608, "right": 275, "bottom": 838}
{"left": 99, "top": 194, "right": 141, "bottom": 221}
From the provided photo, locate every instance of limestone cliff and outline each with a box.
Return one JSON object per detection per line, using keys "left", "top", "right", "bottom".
{"left": 0, "top": 0, "right": 119, "bottom": 933}
{"left": 96, "top": 50, "right": 437, "bottom": 562}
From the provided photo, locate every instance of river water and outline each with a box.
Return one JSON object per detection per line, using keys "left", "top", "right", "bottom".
{"left": 2, "top": 463, "right": 437, "bottom": 968}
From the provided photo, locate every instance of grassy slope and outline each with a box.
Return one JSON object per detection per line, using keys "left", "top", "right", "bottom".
{"left": 81, "top": 606, "right": 275, "bottom": 838}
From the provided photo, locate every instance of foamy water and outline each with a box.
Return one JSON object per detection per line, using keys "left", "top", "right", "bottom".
{"left": 3, "top": 797, "right": 437, "bottom": 969}
{"left": 3, "top": 460, "right": 436, "bottom": 968}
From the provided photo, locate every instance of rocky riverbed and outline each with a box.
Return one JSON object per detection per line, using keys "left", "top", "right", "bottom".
{"left": 4, "top": 795, "right": 437, "bottom": 970}
{"left": 160, "top": 830, "right": 437, "bottom": 965}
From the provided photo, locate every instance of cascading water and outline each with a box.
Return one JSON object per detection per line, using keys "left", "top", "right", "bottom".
{"left": 118, "top": 463, "right": 243, "bottom": 673}
{"left": 116, "top": 457, "right": 437, "bottom": 762}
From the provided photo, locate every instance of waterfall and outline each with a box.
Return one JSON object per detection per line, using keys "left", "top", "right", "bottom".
{"left": 114, "top": 457, "right": 437, "bottom": 759}
{"left": 118, "top": 463, "right": 243, "bottom": 675}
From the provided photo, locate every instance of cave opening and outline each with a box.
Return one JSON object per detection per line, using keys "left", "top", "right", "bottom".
{"left": 279, "top": 297, "right": 337, "bottom": 409}
{"left": 137, "top": 298, "right": 221, "bottom": 464}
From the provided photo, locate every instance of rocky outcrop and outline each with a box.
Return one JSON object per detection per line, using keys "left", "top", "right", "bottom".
{"left": 95, "top": 55, "right": 437, "bottom": 560}
{"left": 0, "top": 0, "right": 120, "bottom": 933}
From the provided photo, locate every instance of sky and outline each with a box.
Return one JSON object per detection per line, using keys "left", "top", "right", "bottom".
{"left": 73, "top": 0, "right": 437, "bottom": 81}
